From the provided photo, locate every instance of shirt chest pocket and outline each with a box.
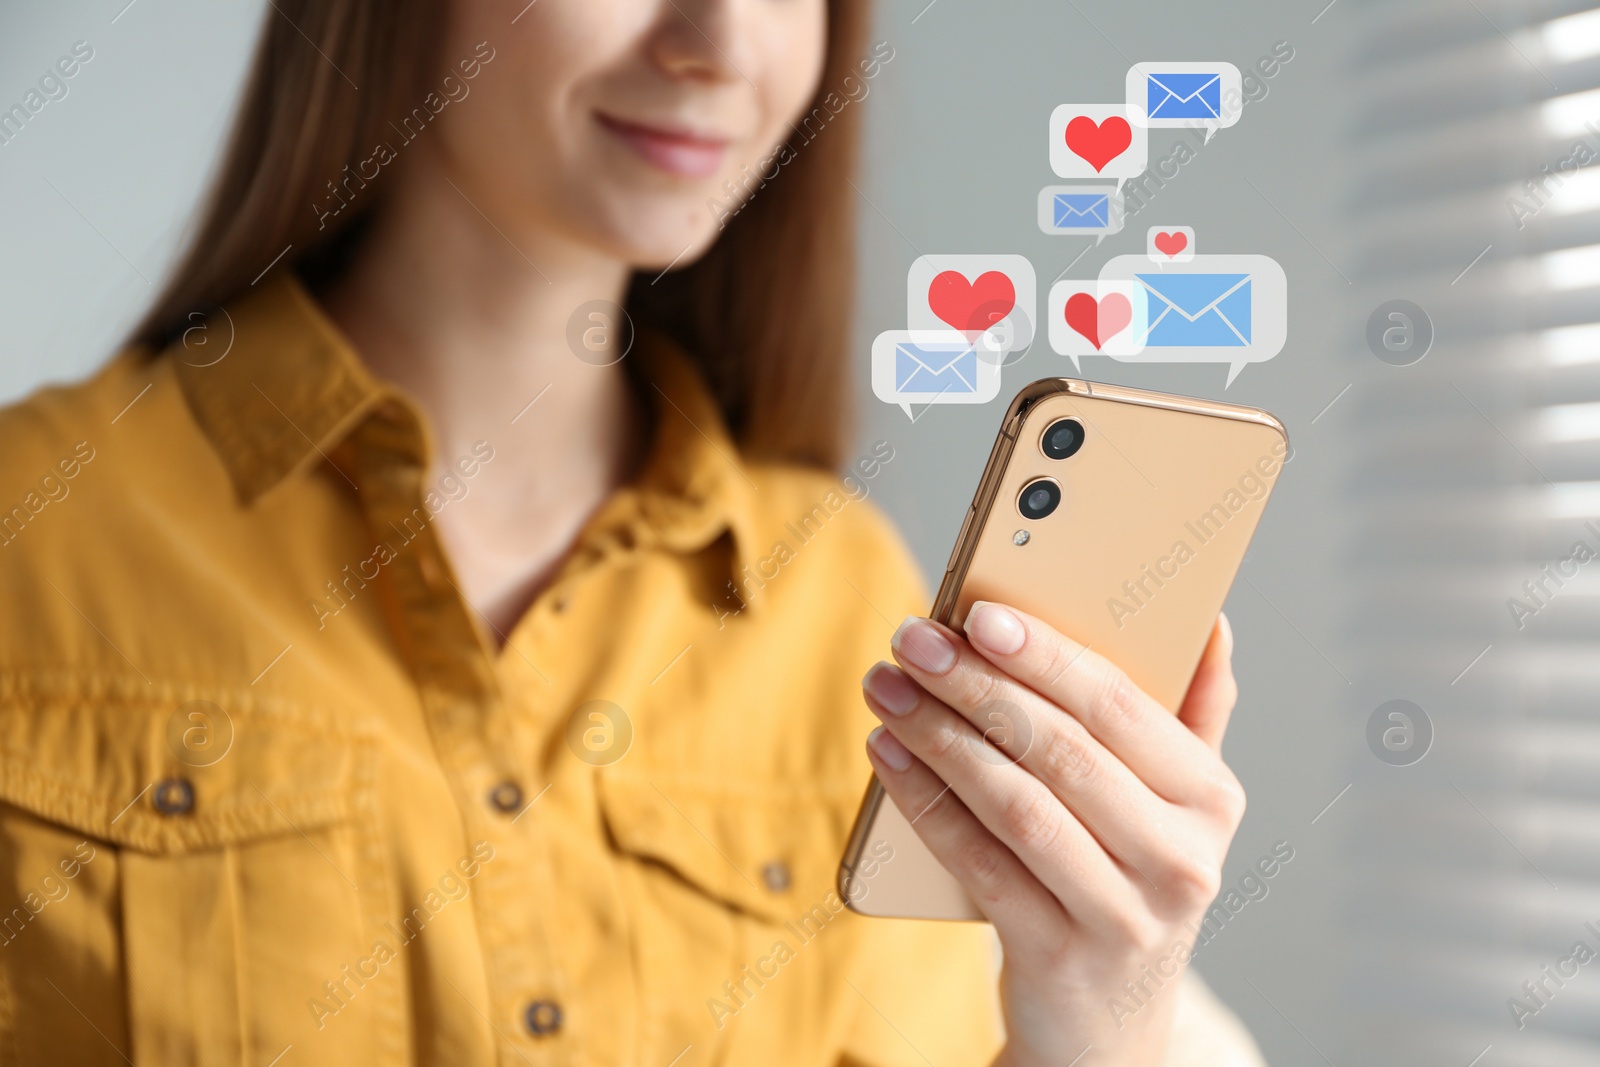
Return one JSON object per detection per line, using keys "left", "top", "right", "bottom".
{"left": 0, "top": 691, "right": 404, "bottom": 1067}
{"left": 597, "top": 771, "right": 868, "bottom": 1066}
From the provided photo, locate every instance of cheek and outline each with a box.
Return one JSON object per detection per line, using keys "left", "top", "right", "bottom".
{"left": 752, "top": 2, "right": 830, "bottom": 146}
{"left": 435, "top": 0, "right": 631, "bottom": 149}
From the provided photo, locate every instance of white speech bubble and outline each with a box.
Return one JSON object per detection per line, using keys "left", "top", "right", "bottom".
{"left": 1125, "top": 63, "right": 1243, "bottom": 141}
{"left": 1047, "top": 280, "right": 1150, "bottom": 373}
{"left": 1146, "top": 226, "right": 1195, "bottom": 263}
{"left": 872, "top": 330, "right": 1005, "bottom": 419}
{"left": 1049, "top": 104, "right": 1148, "bottom": 181}
{"left": 1097, "top": 252, "right": 1287, "bottom": 386}
{"left": 1038, "top": 185, "right": 1126, "bottom": 238}
{"left": 908, "top": 255, "right": 1037, "bottom": 355}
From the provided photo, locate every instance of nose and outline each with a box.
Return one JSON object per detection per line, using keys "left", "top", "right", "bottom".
{"left": 650, "top": 0, "right": 745, "bottom": 83}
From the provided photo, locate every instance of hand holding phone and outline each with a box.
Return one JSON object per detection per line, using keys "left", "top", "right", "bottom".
{"left": 840, "top": 376, "right": 1285, "bottom": 1065}
{"left": 862, "top": 607, "right": 1245, "bottom": 1066}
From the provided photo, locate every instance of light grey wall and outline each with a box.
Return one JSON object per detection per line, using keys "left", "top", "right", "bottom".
{"left": 4, "top": 2, "right": 1363, "bottom": 1063}
{"left": 0, "top": 0, "right": 265, "bottom": 400}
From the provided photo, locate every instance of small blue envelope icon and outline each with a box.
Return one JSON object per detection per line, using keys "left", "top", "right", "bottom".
{"left": 1053, "top": 193, "right": 1111, "bottom": 229}
{"left": 895, "top": 340, "right": 978, "bottom": 394}
{"left": 1136, "top": 273, "right": 1251, "bottom": 347}
{"left": 1147, "top": 72, "right": 1223, "bottom": 120}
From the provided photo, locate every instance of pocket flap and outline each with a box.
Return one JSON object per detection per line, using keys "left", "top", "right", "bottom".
{"left": 598, "top": 770, "right": 857, "bottom": 924}
{"left": 0, "top": 675, "right": 370, "bottom": 854}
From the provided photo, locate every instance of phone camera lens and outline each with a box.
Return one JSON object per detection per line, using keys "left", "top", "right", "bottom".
{"left": 1017, "top": 478, "right": 1061, "bottom": 521}
{"left": 1041, "top": 418, "right": 1085, "bottom": 460}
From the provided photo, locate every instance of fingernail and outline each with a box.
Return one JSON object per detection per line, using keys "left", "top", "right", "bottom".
{"left": 1219, "top": 612, "right": 1234, "bottom": 656}
{"left": 863, "top": 661, "right": 920, "bottom": 715}
{"left": 891, "top": 617, "right": 957, "bottom": 674}
{"left": 965, "top": 601, "right": 1025, "bottom": 655}
{"left": 868, "top": 726, "right": 912, "bottom": 772}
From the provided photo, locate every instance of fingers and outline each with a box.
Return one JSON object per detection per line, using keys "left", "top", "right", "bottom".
{"left": 1177, "top": 614, "right": 1238, "bottom": 753}
{"left": 862, "top": 663, "right": 1147, "bottom": 934}
{"left": 952, "top": 604, "right": 1229, "bottom": 806}
{"left": 866, "top": 657, "right": 1218, "bottom": 920}
{"left": 864, "top": 726, "right": 1069, "bottom": 942}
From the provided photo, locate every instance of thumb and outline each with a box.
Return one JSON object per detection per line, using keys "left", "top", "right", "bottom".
{"left": 1177, "top": 614, "right": 1238, "bottom": 752}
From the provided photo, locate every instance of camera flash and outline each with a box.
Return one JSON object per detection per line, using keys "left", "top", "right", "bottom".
{"left": 1012, "top": 530, "right": 1030, "bottom": 546}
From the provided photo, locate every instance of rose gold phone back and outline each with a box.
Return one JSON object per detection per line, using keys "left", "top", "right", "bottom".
{"left": 840, "top": 379, "right": 1286, "bottom": 922}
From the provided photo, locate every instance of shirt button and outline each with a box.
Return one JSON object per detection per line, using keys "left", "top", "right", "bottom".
{"left": 487, "top": 780, "right": 524, "bottom": 815}
{"left": 524, "top": 999, "right": 563, "bottom": 1037}
{"left": 761, "top": 860, "right": 791, "bottom": 893}
{"left": 152, "top": 777, "right": 195, "bottom": 816}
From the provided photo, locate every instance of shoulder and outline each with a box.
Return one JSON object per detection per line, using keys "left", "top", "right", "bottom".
{"left": 0, "top": 350, "right": 148, "bottom": 488}
{"left": 0, "top": 350, "right": 172, "bottom": 532}
{"left": 0, "top": 349, "right": 232, "bottom": 664}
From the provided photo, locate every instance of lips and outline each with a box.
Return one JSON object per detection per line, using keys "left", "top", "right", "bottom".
{"left": 596, "top": 113, "right": 729, "bottom": 179}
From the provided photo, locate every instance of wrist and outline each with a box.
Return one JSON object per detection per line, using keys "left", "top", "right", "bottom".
{"left": 994, "top": 963, "right": 1181, "bottom": 1067}
{"left": 993, "top": 1038, "right": 1168, "bottom": 1067}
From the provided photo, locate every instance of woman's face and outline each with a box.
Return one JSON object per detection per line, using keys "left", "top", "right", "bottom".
{"left": 427, "top": 0, "right": 829, "bottom": 270}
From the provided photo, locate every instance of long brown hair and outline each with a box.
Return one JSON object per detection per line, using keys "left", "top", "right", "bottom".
{"left": 130, "top": 0, "right": 868, "bottom": 468}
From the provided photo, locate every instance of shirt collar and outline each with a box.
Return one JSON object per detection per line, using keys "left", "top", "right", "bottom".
{"left": 172, "top": 275, "right": 387, "bottom": 505}
{"left": 170, "top": 274, "right": 760, "bottom": 591}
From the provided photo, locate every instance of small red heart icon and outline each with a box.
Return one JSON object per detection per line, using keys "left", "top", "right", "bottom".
{"left": 1064, "top": 292, "right": 1132, "bottom": 351}
{"left": 1154, "top": 231, "right": 1188, "bottom": 257}
{"left": 1064, "top": 116, "right": 1133, "bottom": 173}
{"left": 928, "top": 270, "right": 1016, "bottom": 332}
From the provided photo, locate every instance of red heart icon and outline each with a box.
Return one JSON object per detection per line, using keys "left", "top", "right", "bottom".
{"left": 1064, "top": 116, "right": 1132, "bottom": 173}
{"left": 928, "top": 270, "right": 1016, "bottom": 332}
{"left": 1064, "top": 292, "right": 1132, "bottom": 351}
{"left": 1154, "top": 231, "right": 1188, "bottom": 257}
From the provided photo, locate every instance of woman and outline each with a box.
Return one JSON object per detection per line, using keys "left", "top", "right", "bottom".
{"left": 0, "top": 0, "right": 1264, "bottom": 1063}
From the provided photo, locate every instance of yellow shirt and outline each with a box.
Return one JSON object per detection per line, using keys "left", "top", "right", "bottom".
{"left": 0, "top": 276, "right": 1004, "bottom": 1066}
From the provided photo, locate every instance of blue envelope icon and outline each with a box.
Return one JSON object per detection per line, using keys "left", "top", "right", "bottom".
{"left": 895, "top": 341, "right": 978, "bottom": 395}
{"left": 1053, "top": 193, "right": 1111, "bottom": 229}
{"left": 1136, "top": 273, "right": 1251, "bottom": 347}
{"left": 1147, "top": 72, "right": 1223, "bottom": 120}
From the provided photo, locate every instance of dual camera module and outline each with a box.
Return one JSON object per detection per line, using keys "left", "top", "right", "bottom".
{"left": 1018, "top": 418, "right": 1083, "bottom": 521}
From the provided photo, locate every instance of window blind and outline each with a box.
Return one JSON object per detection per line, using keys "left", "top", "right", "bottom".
{"left": 1339, "top": 1, "right": 1600, "bottom": 1062}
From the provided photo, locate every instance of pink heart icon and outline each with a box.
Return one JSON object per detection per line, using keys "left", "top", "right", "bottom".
{"left": 1154, "top": 231, "right": 1188, "bottom": 257}
{"left": 1064, "top": 293, "right": 1132, "bottom": 350}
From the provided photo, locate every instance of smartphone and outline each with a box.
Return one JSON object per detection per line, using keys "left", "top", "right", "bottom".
{"left": 838, "top": 376, "right": 1287, "bottom": 921}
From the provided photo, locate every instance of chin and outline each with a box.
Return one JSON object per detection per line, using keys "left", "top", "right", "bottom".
{"left": 581, "top": 189, "right": 727, "bottom": 274}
